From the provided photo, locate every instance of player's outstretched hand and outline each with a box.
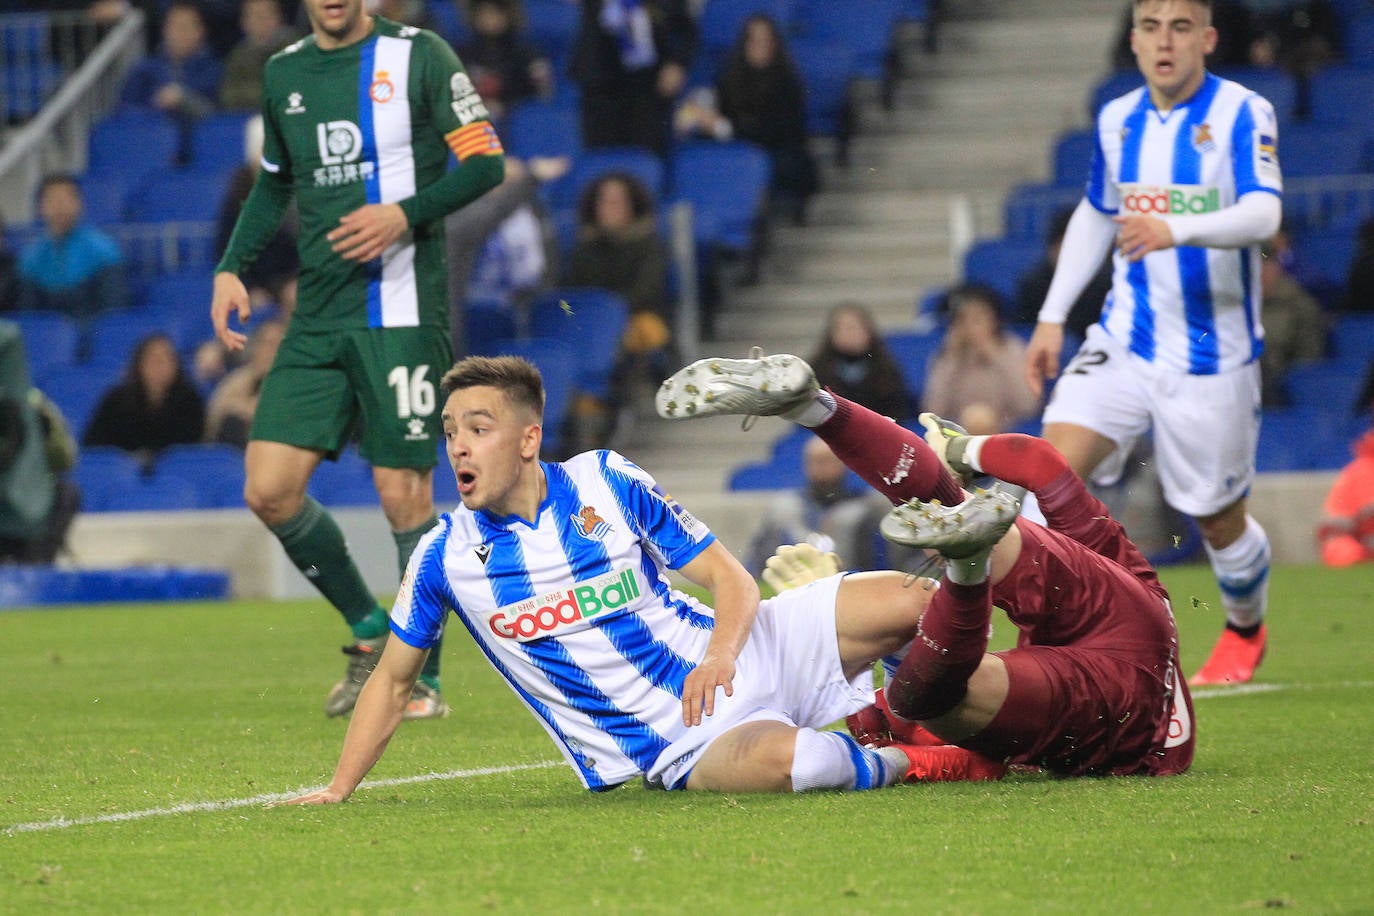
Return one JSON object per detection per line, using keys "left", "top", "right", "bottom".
{"left": 1024, "top": 321, "right": 1064, "bottom": 399}
{"left": 329, "top": 202, "right": 409, "bottom": 263}
{"left": 762, "top": 543, "right": 840, "bottom": 594}
{"left": 210, "top": 271, "right": 251, "bottom": 351}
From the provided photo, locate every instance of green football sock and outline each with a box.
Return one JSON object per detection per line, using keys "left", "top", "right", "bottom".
{"left": 270, "top": 495, "right": 385, "bottom": 629}
{"left": 351, "top": 608, "right": 390, "bottom": 641}
{"left": 393, "top": 514, "right": 442, "bottom": 686}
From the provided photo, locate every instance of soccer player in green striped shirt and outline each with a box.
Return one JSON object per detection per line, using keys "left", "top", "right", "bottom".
{"left": 211, "top": 0, "right": 504, "bottom": 719}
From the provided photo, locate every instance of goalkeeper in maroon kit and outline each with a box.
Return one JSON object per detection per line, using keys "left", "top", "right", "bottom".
{"left": 658, "top": 353, "right": 1194, "bottom": 776}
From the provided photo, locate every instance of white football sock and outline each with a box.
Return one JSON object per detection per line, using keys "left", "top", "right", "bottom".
{"left": 1203, "top": 514, "right": 1271, "bottom": 629}
{"left": 790, "top": 728, "right": 904, "bottom": 791}
{"left": 789, "top": 389, "right": 837, "bottom": 427}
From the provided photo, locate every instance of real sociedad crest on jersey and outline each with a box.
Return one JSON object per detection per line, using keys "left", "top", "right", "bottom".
{"left": 1192, "top": 122, "right": 1216, "bottom": 153}
{"left": 572, "top": 506, "right": 613, "bottom": 541}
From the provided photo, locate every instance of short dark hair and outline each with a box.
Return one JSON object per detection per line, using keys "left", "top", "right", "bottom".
{"left": 441, "top": 355, "right": 545, "bottom": 417}
{"left": 38, "top": 173, "right": 80, "bottom": 196}
{"left": 577, "top": 171, "right": 655, "bottom": 227}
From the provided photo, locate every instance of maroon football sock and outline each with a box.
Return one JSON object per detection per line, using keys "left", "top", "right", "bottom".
{"left": 886, "top": 580, "right": 993, "bottom": 721}
{"left": 812, "top": 395, "right": 965, "bottom": 506}
{"left": 976, "top": 433, "right": 1069, "bottom": 491}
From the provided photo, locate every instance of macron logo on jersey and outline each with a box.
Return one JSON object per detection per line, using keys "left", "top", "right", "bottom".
{"left": 1119, "top": 182, "right": 1221, "bottom": 217}
{"left": 488, "top": 568, "right": 641, "bottom": 642}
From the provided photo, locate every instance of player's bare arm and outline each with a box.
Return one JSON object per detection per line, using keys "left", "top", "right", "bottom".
{"left": 282, "top": 637, "right": 426, "bottom": 805}
{"left": 676, "top": 541, "right": 760, "bottom": 727}
{"left": 1024, "top": 322, "right": 1066, "bottom": 398}
{"left": 210, "top": 271, "right": 252, "bottom": 351}
{"left": 1114, "top": 214, "right": 1175, "bottom": 261}
{"left": 328, "top": 202, "right": 410, "bottom": 263}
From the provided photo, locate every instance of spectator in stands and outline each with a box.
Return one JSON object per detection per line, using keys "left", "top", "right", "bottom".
{"left": 457, "top": 0, "right": 553, "bottom": 121}
{"left": 714, "top": 14, "right": 819, "bottom": 226}
{"left": 119, "top": 1, "right": 223, "bottom": 125}
{"left": 1258, "top": 229, "right": 1328, "bottom": 406}
{"left": 563, "top": 171, "right": 673, "bottom": 447}
{"left": 1015, "top": 206, "right": 1111, "bottom": 338}
{"left": 924, "top": 285, "right": 1039, "bottom": 436}
{"left": 371, "top": 0, "right": 431, "bottom": 30}
{"left": 83, "top": 332, "right": 205, "bottom": 467}
{"left": 1245, "top": 0, "right": 1341, "bottom": 80}
{"left": 1339, "top": 217, "right": 1374, "bottom": 314}
{"left": 219, "top": 0, "right": 299, "bottom": 111}
{"left": 570, "top": 0, "right": 697, "bottom": 156}
{"left": 16, "top": 174, "right": 128, "bottom": 320}
{"left": 746, "top": 436, "right": 898, "bottom": 579}
{"left": 204, "top": 318, "right": 285, "bottom": 448}
{"left": 806, "top": 302, "right": 916, "bottom": 424}
{"left": 446, "top": 154, "right": 570, "bottom": 352}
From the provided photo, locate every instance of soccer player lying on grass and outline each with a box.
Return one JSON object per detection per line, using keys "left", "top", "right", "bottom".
{"left": 654, "top": 353, "right": 1195, "bottom": 776}
{"left": 285, "top": 354, "right": 1003, "bottom": 803}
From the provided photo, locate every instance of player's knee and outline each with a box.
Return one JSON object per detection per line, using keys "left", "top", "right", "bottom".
{"left": 243, "top": 477, "right": 303, "bottom": 526}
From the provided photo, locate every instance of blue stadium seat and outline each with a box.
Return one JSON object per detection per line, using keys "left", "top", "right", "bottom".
{"left": 78, "top": 172, "right": 135, "bottom": 225}
{"left": 729, "top": 459, "right": 803, "bottom": 491}
{"left": 9, "top": 311, "right": 81, "bottom": 376}
{"left": 788, "top": 37, "right": 856, "bottom": 136}
{"left": 1307, "top": 65, "right": 1374, "bottom": 132}
{"left": 1284, "top": 358, "right": 1367, "bottom": 417}
{"left": 189, "top": 112, "right": 253, "bottom": 174}
{"left": 502, "top": 98, "right": 582, "bottom": 160}
{"left": 792, "top": 0, "right": 900, "bottom": 81}
{"left": 126, "top": 168, "right": 234, "bottom": 222}
{"left": 1290, "top": 227, "right": 1358, "bottom": 307}
{"left": 1279, "top": 125, "right": 1366, "bottom": 179}
{"left": 88, "top": 110, "right": 180, "bottom": 182}
{"left": 670, "top": 140, "right": 771, "bottom": 252}
{"left": 463, "top": 300, "right": 520, "bottom": 356}
{"left": 524, "top": 0, "right": 579, "bottom": 70}
{"left": 35, "top": 364, "right": 117, "bottom": 441}
{"left": 1088, "top": 70, "right": 1144, "bottom": 118}
{"left": 486, "top": 337, "right": 577, "bottom": 457}
{"left": 102, "top": 471, "right": 204, "bottom": 511}
{"left": 698, "top": 0, "right": 796, "bottom": 61}
{"left": 1342, "top": 13, "right": 1374, "bottom": 64}
{"left": 545, "top": 147, "right": 665, "bottom": 214}
{"left": 1002, "top": 181, "right": 1082, "bottom": 241}
{"left": 529, "top": 287, "right": 629, "bottom": 399}
{"left": 1330, "top": 313, "right": 1374, "bottom": 361}
{"left": 961, "top": 237, "right": 1042, "bottom": 308}
{"left": 86, "top": 308, "right": 201, "bottom": 371}
{"left": 885, "top": 329, "right": 944, "bottom": 399}
{"left": 72, "top": 445, "right": 148, "bottom": 512}
{"left": 425, "top": 0, "right": 470, "bottom": 47}
{"left": 1052, "top": 128, "right": 1095, "bottom": 188}
{"left": 140, "top": 270, "right": 214, "bottom": 318}
{"left": 308, "top": 448, "right": 377, "bottom": 507}
{"left": 152, "top": 443, "right": 246, "bottom": 509}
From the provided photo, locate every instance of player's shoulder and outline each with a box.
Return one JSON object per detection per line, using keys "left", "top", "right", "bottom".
{"left": 1212, "top": 75, "right": 1277, "bottom": 117}
{"left": 1098, "top": 86, "right": 1146, "bottom": 127}
{"left": 266, "top": 34, "right": 313, "bottom": 70}
{"left": 376, "top": 16, "right": 448, "bottom": 51}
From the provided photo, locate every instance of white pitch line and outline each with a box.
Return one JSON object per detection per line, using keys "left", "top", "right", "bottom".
{"left": 1190, "top": 680, "right": 1374, "bottom": 700}
{"left": 3, "top": 760, "right": 563, "bottom": 837}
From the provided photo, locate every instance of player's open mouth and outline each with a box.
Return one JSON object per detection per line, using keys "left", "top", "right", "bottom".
{"left": 456, "top": 470, "right": 477, "bottom": 494}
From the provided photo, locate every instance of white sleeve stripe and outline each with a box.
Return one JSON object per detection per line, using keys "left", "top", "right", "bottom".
{"left": 260, "top": 157, "right": 280, "bottom": 174}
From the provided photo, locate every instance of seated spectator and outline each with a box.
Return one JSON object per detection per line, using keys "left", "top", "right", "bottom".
{"left": 83, "top": 333, "right": 205, "bottom": 468}
{"left": 219, "top": 0, "right": 298, "bottom": 111}
{"left": 0, "top": 320, "right": 80, "bottom": 564}
{"left": 1340, "top": 218, "right": 1374, "bottom": 314}
{"left": 1246, "top": 0, "right": 1340, "bottom": 79}
{"left": 16, "top": 174, "right": 128, "bottom": 320}
{"left": 1015, "top": 206, "right": 1111, "bottom": 337}
{"left": 119, "top": 0, "right": 222, "bottom": 156}
{"left": 1259, "top": 229, "right": 1328, "bottom": 406}
{"left": 746, "top": 437, "right": 903, "bottom": 578}
{"left": 204, "top": 318, "right": 284, "bottom": 448}
{"left": 563, "top": 171, "right": 674, "bottom": 444}
{"left": 1317, "top": 425, "right": 1374, "bottom": 567}
{"left": 571, "top": 0, "right": 697, "bottom": 156}
{"left": 711, "top": 14, "right": 818, "bottom": 225}
{"left": 923, "top": 285, "right": 1039, "bottom": 436}
{"left": 458, "top": 0, "right": 553, "bottom": 121}
{"left": 807, "top": 302, "right": 916, "bottom": 423}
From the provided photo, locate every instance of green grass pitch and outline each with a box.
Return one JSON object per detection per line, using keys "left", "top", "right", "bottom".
{"left": 2, "top": 563, "right": 1372, "bottom": 913}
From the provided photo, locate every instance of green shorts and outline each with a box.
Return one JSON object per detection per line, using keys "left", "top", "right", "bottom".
{"left": 251, "top": 325, "right": 452, "bottom": 469}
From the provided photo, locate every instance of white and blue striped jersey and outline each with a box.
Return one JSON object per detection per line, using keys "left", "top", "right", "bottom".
{"left": 1088, "top": 72, "right": 1283, "bottom": 374}
{"left": 390, "top": 450, "right": 718, "bottom": 791}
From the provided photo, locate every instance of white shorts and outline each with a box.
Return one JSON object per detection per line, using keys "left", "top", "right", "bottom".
{"left": 1043, "top": 324, "right": 1261, "bottom": 518}
{"left": 645, "top": 573, "right": 874, "bottom": 790}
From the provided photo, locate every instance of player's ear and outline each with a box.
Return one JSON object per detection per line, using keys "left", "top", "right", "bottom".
{"left": 1202, "top": 25, "right": 1218, "bottom": 55}
{"left": 520, "top": 421, "right": 542, "bottom": 460}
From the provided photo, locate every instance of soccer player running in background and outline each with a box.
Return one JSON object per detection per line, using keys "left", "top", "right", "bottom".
{"left": 654, "top": 354, "right": 1194, "bottom": 778}
{"left": 286, "top": 355, "right": 1008, "bottom": 803}
{"left": 1023, "top": 0, "right": 1282, "bottom": 686}
{"left": 211, "top": 0, "right": 504, "bottom": 718}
